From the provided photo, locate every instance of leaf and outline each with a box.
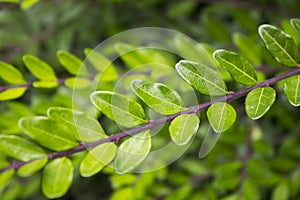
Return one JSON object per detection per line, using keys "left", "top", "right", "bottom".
{"left": 32, "top": 80, "right": 58, "bottom": 88}
{"left": 47, "top": 107, "right": 106, "bottom": 142}
{"left": 245, "top": 87, "right": 276, "bottom": 119}
{"left": 213, "top": 49, "right": 258, "bottom": 86}
{"left": 284, "top": 75, "right": 300, "bottom": 106}
{"left": 131, "top": 79, "right": 185, "bottom": 115}
{"left": 80, "top": 143, "right": 117, "bottom": 177}
{"left": 64, "top": 77, "right": 90, "bottom": 89}
{"left": 207, "top": 102, "right": 236, "bottom": 133}
{"left": 271, "top": 182, "right": 290, "bottom": 200}
{"left": 90, "top": 91, "right": 147, "bottom": 128}
{"left": 57, "top": 50, "right": 88, "bottom": 76}
{"left": 23, "top": 55, "right": 57, "bottom": 81}
{"left": 258, "top": 24, "right": 299, "bottom": 66}
{"left": 19, "top": 117, "right": 79, "bottom": 151}
{"left": 169, "top": 114, "right": 199, "bottom": 145}
{"left": 18, "top": 157, "right": 48, "bottom": 177}
{"left": 114, "top": 131, "right": 151, "bottom": 174}
{"left": 291, "top": 18, "right": 300, "bottom": 38}
{"left": 42, "top": 157, "right": 74, "bottom": 199}
{"left": 0, "top": 169, "right": 14, "bottom": 193}
{"left": 0, "top": 135, "right": 46, "bottom": 162}
{"left": 0, "top": 61, "right": 26, "bottom": 84}
{"left": 0, "top": 88, "right": 27, "bottom": 101}
{"left": 175, "top": 60, "right": 228, "bottom": 96}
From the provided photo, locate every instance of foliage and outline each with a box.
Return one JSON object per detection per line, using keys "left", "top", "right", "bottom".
{"left": 1, "top": 1, "right": 300, "bottom": 199}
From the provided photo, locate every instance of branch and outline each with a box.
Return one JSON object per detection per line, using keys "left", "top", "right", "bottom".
{"left": 1, "top": 66, "right": 300, "bottom": 174}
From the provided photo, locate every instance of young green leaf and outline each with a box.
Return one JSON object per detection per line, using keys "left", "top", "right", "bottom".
{"left": 291, "top": 18, "right": 300, "bottom": 38}
{"left": 0, "top": 135, "right": 46, "bottom": 162}
{"left": 32, "top": 80, "right": 58, "bottom": 88}
{"left": 23, "top": 55, "right": 57, "bottom": 80}
{"left": 284, "top": 75, "right": 300, "bottom": 106}
{"left": 64, "top": 77, "right": 90, "bottom": 89}
{"left": 207, "top": 102, "right": 236, "bottom": 133}
{"left": 19, "top": 117, "right": 79, "bottom": 151}
{"left": 213, "top": 49, "right": 258, "bottom": 86}
{"left": 0, "top": 88, "right": 27, "bottom": 101}
{"left": 47, "top": 107, "right": 106, "bottom": 142}
{"left": 169, "top": 114, "right": 199, "bottom": 145}
{"left": 0, "top": 61, "right": 26, "bottom": 84}
{"left": 245, "top": 87, "right": 276, "bottom": 119}
{"left": 114, "top": 131, "right": 151, "bottom": 174}
{"left": 131, "top": 80, "right": 185, "bottom": 115}
{"left": 90, "top": 91, "right": 147, "bottom": 128}
{"left": 0, "top": 169, "right": 14, "bottom": 193}
{"left": 42, "top": 157, "right": 74, "bottom": 199}
{"left": 175, "top": 60, "right": 228, "bottom": 96}
{"left": 57, "top": 50, "right": 88, "bottom": 76}
{"left": 18, "top": 157, "right": 48, "bottom": 177}
{"left": 258, "top": 24, "right": 299, "bottom": 67}
{"left": 80, "top": 143, "right": 117, "bottom": 177}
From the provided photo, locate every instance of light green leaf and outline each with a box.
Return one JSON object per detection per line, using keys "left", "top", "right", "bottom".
{"left": 32, "top": 80, "right": 58, "bottom": 88}
{"left": 0, "top": 169, "right": 14, "bottom": 193}
{"left": 213, "top": 49, "right": 258, "bottom": 86}
{"left": 207, "top": 102, "right": 236, "bottom": 133}
{"left": 57, "top": 50, "right": 87, "bottom": 76}
{"left": 42, "top": 157, "right": 74, "bottom": 199}
{"left": 23, "top": 55, "right": 57, "bottom": 81}
{"left": 18, "top": 157, "right": 48, "bottom": 177}
{"left": 271, "top": 182, "right": 290, "bottom": 200}
{"left": 169, "top": 114, "right": 199, "bottom": 145}
{"left": 47, "top": 107, "right": 106, "bottom": 142}
{"left": 0, "top": 135, "right": 46, "bottom": 162}
{"left": 284, "top": 75, "right": 300, "bottom": 106}
{"left": 175, "top": 60, "right": 228, "bottom": 96}
{"left": 21, "top": 0, "right": 39, "bottom": 10}
{"left": 0, "top": 88, "right": 27, "bottom": 101}
{"left": 114, "top": 131, "right": 151, "bottom": 174}
{"left": 80, "top": 143, "right": 117, "bottom": 177}
{"left": 90, "top": 91, "right": 147, "bottom": 128}
{"left": 0, "top": 61, "right": 26, "bottom": 84}
{"left": 291, "top": 18, "right": 300, "bottom": 38}
{"left": 258, "top": 24, "right": 299, "bottom": 66}
{"left": 64, "top": 77, "right": 90, "bottom": 89}
{"left": 19, "top": 117, "right": 79, "bottom": 151}
{"left": 245, "top": 87, "right": 276, "bottom": 119}
{"left": 131, "top": 79, "right": 185, "bottom": 115}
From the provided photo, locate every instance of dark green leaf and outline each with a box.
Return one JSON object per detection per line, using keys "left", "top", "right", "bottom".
{"left": 284, "top": 75, "right": 300, "bottom": 106}
{"left": 175, "top": 60, "right": 228, "bottom": 96}
{"left": 258, "top": 24, "right": 299, "bottom": 66}
{"left": 131, "top": 79, "right": 185, "bottom": 115}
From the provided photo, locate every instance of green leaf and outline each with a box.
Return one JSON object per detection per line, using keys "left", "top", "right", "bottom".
{"left": 90, "top": 91, "right": 147, "bottom": 128}
{"left": 0, "top": 135, "right": 46, "bottom": 162}
{"left": 57, "top": 50, "right": 87, "bottom": 76}
{"left": 169, "top": 114, "right": 199, "bottom": 145}
{"left": 23, "top": 55, "right": 57, "bottom": 81}
{"left": 114, "top": 131, "right": 151, "bottom": 174}
{"left": 0, "top": 61, "right": 26, "bottom": 84}
{"left": 47, "top": 107, "right": 106, "bottom": 142}
{"left": 80, "top": 143, "right": 117, "bottom": 177}
{"left": 175, "top": 60, "right": 228, "bottom": 96}
{"left": 291, "top": 18, "right": 300, "bottom": 38}
{"left": 64, "top": 77, "right": 90, "bottom": 89}
{"left": 271, "top": 182, "right": 290, "bottom": 200}
{"left": 18, "top": 157, "right": 48, "bottom": 177}
{"left": 19, "top": 117, "right": 79, "bottom": 151}
{"left": 32, "top": 80, "right": 58, "bottom": 88}
{"left": 284, "top": 75, "right": 300, "bottom": 106}
{"left": 0, "top": 169, "right": 14, "bottom": 193}
{"left": 258, "top": 24, "right": 299, "bottom": 66}
{"left": 213, "top": 49, "right": 258, "bottom": 86}
{"left": 245, "top": 87, "right": 276, "bottom": 119}
{"left": 131, "top": 80, "right": 185, "bottom": 115}
{"left": 42, "top": 157, "right": 74, "bottom": 199}
{"left": 0, "top": 88, "right": 27, "bottom": 101}
{"left": 207, "top": 102, "right": 236, "bottom": 133}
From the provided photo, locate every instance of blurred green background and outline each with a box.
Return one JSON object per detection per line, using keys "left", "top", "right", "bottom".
{"left": 1, "top": 0, "right": 300, "bottom": 199}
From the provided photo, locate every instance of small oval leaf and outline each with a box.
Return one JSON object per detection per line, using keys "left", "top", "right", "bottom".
{"left": 114, "top": 131, "right": 151, "bottom": 174}
{"left": 90, "top": 91, "right": 147, "bottom": 128}
{"left": 131, "top": 79, "right": 185, "bottom": 115}
{"left": 64, "top": 77, "right": 90, "bottom": 89}
{"left": 32, "top": 80, "right": 58, "bottom": 88}
{"left": 207, "top": 102, "right": 236, "bottom": 133}
{"left": 245, "top": 87, "right": 276, "bottom": 119}
{"left": 42, "top": 157, "right": 74, "bottom": 199}
{"left": 0, "top": 61, "right": 26, "bottom": 84}
{"left": 175, "top": 60, "right": 228, "bottom": 96}
{"left": 80, "top": 143, "right": 117, "bottom": 177}
{"left": 57, "top": 50, "right": 88, "bottom": 76}
{"left": 23, "top": 55, "right": 57, "bottom": 80}
{"left": 0, "top": 88, "right": 27, "bottom": 101}
{"left": 213, "top": 49, "right": 258, "bottom": 86}
{"left": 258, "top": 24, "right": 299, "bottom": 67}
{"left": 169, "top": 114, "right": 199, "bottom": 145}
{"left": 284, "top": 75, "right": 300, "bottom": 106}
{"left": 18, "top": 157, "right": 48, "bottom": 177}
{"left": 291, "top": 18, "right": 300, "bottom": 38}
{"left": 0, "top": 169, "right": 14, "bottom": 192}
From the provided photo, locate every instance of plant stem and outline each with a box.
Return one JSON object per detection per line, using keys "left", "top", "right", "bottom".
{"left": 1, "top": 66, "right": 300, "bottom": 174}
